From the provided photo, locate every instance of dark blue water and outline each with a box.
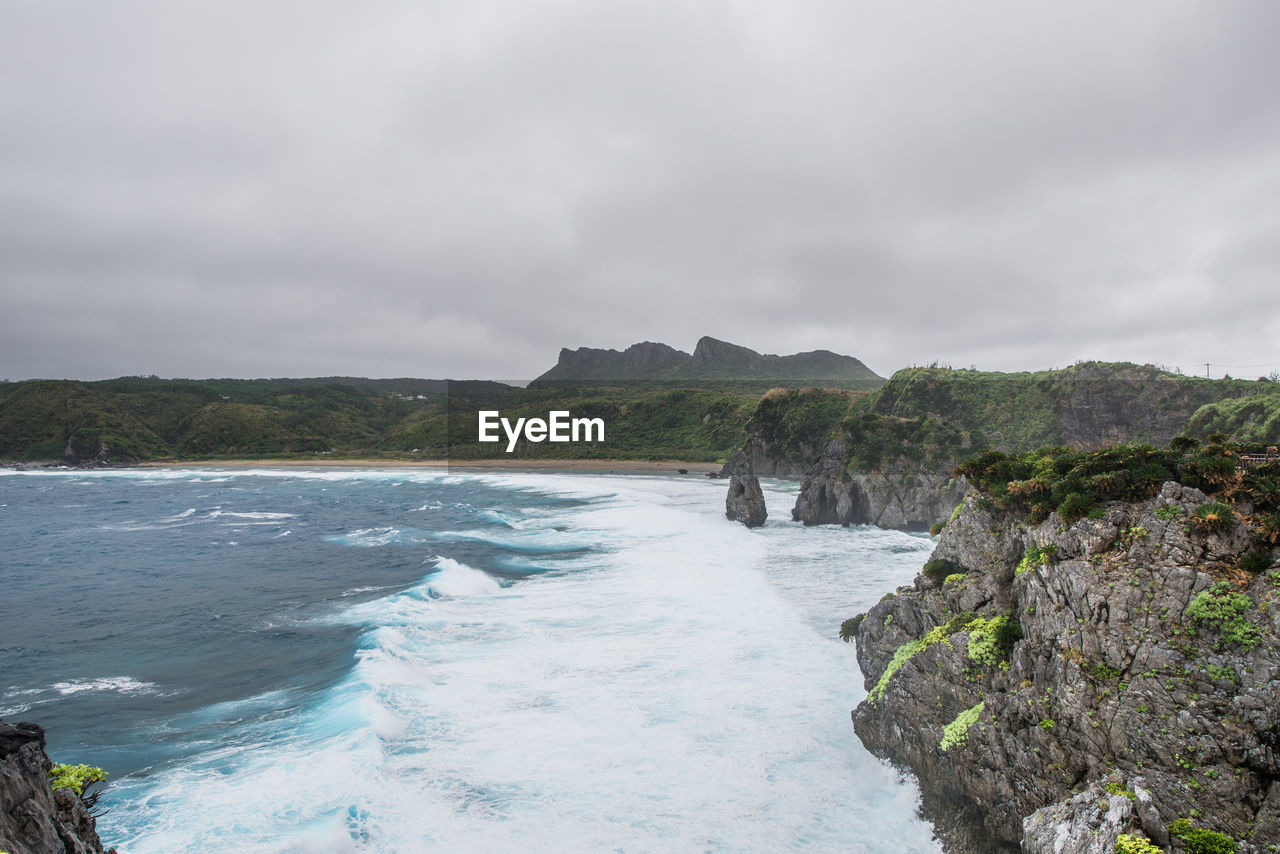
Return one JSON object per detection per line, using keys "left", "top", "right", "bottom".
{"left": 0, "top": 468, "right": 584, "bottom": 774}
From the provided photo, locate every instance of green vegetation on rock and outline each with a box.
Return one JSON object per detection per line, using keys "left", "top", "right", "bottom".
{"left": 965, "top": 616, "right": 1021, "bottom": 667}
{"left": 939, "top": 702, "right": 984, "bottom": 751}
{"left": 49, "top": 763, "right": 107, "bottom": 796}
{"left": 1115, "top": 834, "right": 1163, "bottom": 854}
{"left": 1168, "top": 818, "right": 1238, "bottom": 854}
{"left": 1185, "top": 582, "right": 1261, "bottom": 651}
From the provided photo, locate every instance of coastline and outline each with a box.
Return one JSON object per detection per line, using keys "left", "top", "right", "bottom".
{"left": 133, "top": 458, "right": 723, "bottom": 472}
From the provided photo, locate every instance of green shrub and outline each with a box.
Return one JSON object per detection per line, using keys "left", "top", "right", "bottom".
{"left": 1237, "top": 550, "right": 1274, "bottom": 574}
{"left": 1056, "top": 491, "right": 1095, "bottom": 524}
{"left": 1206, "top": 665, "right": 1236, "bottom": 683}
{"left": 1169, "top": 818, "right": 1238, "bottom": 854}
{"left": 939, "top": 701, "right": 984, "bottom": 751}
{"left": 1083, "top": 660, "right": 1122, "bottom": 680}
{"left": 1102, "top": 780, "right": 1135, "bottom": 800}
{"left": 49, "top": 763, "right": 108, "bottom": 814}
{"left": 1242, "top": 462, "right": 1280, "bottom": 509}
{"left": 965, "top": 615, "right": 1021, "bottom": 667}
{"left": 1126, "top": 462, "right": 1172, "bottom": 500}
{"left": 1255, "top": 511, "right": 1280, "bottom": 545}
{"left": 1115, "top": 834, "right": 1162, "bottom": 854}
{"left": 1185, "top": 582, "right": 1260, "bottom": 650}
{"left": 922, "top": 558, "right": 957, "bottom": 585}
{"left": 1016, "top": 544, "right": 1057, "bottom": 575}
{"left": 839, "top": 615, "right": 864, "bottom": 642}
{"left": 1192, "top": 502, "right": 1237, "bottom": 534}
{"left": 1155, "top": 504, "right": 1183, "bottom": 521}
{"left": 49, "top": 764, "right": 107, "bottom": 796}
{"left": 944, "top": 572, "right": 966, "bottom": 585}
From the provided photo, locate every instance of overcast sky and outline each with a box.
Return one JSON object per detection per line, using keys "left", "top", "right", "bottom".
{"left": 2, "top": 1, "right": 1277, "bottom": 382}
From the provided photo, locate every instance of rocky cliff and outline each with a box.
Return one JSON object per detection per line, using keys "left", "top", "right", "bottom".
{"left": 791, "top": 436, "right": 969, "bottom": 531}
{"left": 0, "top": 721, "right": 111, "bottom": 854}
{"left": 729, "top": 364, "right": 1280, "bottom": 532}
{"left": 847, "top": 443, "right": 1280, "bottom": 853}
{"left": 790, "top": 413, "right": 979, "bottom": 531}
{"left": 727, "top": 387, "right": 867, "bottom": 478}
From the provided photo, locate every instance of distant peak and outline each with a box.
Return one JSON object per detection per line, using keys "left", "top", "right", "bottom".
{"left": 534, "top": 337, "right": 883, "bottom": 385}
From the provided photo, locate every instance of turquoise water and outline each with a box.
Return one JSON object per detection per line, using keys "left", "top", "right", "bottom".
{"left": 0, "top": 467, "right": 941, "bottom": 853}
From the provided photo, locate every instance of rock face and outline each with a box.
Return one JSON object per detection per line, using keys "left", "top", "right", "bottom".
{"left": 791, "top": 437, "right": 968, "bottom": 530}
{"left": 0, "top": 721, "right": 110, "bottom": 854}
{"left": 724, "top": 449, "right": 767, "bottom": 527}
{"left": 61, "top": 434, "right": 117, "bottom": 467}
{"left": 850, "top": 484, "right": 1280, "bottom": 853}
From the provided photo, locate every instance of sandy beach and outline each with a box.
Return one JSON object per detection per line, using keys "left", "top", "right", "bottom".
{"left": 138, "top": 458, "right": 723, "bottom": 473}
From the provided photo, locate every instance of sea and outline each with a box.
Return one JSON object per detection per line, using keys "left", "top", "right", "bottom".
{"left": 0, "top": 466, "right": 943, "bottom": 853}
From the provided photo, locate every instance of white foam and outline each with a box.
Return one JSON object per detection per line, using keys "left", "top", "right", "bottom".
{"left": 424, "top": 558, "right": 502, "bottom": 598}
{"left": 102, "top": 473, "right": 941, "bottom": 853}
{"left": 48, "top": 676, "right": 157, "bottom": 696}
{"left": 211, "top": 510, "right": 298, "bottom": 520}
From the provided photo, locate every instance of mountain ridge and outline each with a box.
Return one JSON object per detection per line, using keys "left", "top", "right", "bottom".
{"left": 533, "top": 336, "right": 884, "bottom": 386}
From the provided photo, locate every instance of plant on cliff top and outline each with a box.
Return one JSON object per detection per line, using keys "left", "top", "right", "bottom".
{"left": 1191, "top": 502, "right": 1237, "bottom": 534}
{"left": 1055, "top": 491, "right": 1095, "bottom": 524}
{"left": 1185, "top": 582, "right": 1260, "bottom": 650}
{"left": 49, "top": 763, "right": 108, "bottom": 814}
{"left": 939, "top": 701, "right": 984, "bottom": 751}
{"left": 49, "top": 763, "right": 107, "bottom": 796}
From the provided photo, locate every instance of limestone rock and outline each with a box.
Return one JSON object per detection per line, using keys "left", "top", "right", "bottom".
{"left": 791, "top": 437, "right": 968, "bottom": 531}
{"left": 850, "top": 485, "right": 1280, "bottom": 853}
{"left": 724, "top": 449, "right": 767, "bottom": 527}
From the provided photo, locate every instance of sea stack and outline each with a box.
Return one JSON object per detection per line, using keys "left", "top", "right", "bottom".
{"left": 724, "top": 449, "right": 767, "bottom": 527}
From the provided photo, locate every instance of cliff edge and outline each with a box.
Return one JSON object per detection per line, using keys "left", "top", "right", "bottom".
{"left": 0, "top": 721, "right": 111, "bottom": 854}
{"left": 848, "top": 440, "right": 1280, "bottom": 853}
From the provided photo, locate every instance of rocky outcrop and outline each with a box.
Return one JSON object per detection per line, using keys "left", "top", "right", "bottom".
{"left": 718, "top": 387, "right": 862, "bottom": 479}
{"left": 791, "top": 437, "right": 968, "bottom": 531}
{"left": 724, "top": 449, "right": 767, "bottom": 527}
{"left": 850, "top": 484, "right": 1280, "bottom": 853}
{"left": 0, "top": 721, "right": 111, "bottom": 854}
{"left": 61, "top": 434, "right": 119, "bottom": 467}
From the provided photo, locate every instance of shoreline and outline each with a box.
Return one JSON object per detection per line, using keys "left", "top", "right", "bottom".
{"left": 132, "top": 458, "right": 724, "bottom": 473}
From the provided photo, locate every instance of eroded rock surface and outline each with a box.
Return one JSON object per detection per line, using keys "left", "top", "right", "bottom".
{"left": 851, "top": 484, "right": 1280, "bottom": 853}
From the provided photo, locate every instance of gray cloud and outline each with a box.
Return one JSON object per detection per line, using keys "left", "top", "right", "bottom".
{"left": 2, "top": 0, "right": 1278, "bottom": 381}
